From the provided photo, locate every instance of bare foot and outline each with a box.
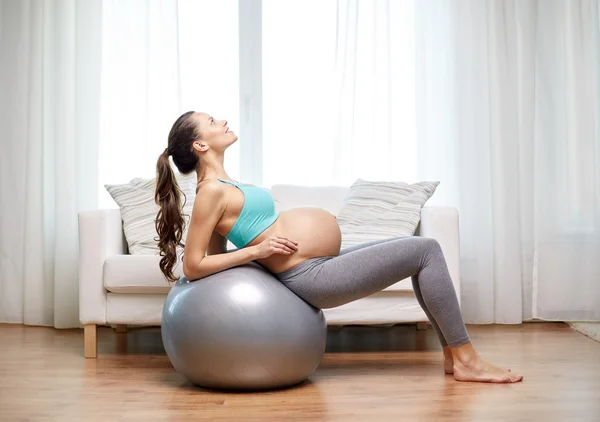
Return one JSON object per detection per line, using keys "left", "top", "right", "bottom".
{"left": 443, "top": 346, "right": 511, "bottom": 375}
{"left": 453, "top": 355, "right": 522, "bottom": 383}
{"left": 444, "top": 357, "right": 511, "bottom": 374}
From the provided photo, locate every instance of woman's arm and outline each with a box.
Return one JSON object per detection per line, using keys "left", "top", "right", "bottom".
{"left": 187, "top": 246, "right": 258, "bottom": 280}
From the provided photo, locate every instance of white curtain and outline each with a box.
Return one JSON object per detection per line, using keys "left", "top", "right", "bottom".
{"left": 0, "top": 0, "right": 102, "bottom": 327}
{"left": 415, "top": 0, "right": 600, "bottom": 323}
{"left": 263, "top": 0, "right": 600, "bottom": 323}
{"left": 332, "top": 0, "right": 418, "bottom": 185}
{"left": 0, "top": 0, "right": 240, "bottom": 326}
{"left": 98, "top": 0, "right": 240, "bottom": 208}
{"left": 262, "top": 0, "right": 418, "bottom": 187}
{"left": 2, "top": 0, "right": 598, "bottom": 327}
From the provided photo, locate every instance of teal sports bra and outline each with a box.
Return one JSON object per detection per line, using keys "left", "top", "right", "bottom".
{"left": 217, "top": 178, "right": 280, "bottom": 249}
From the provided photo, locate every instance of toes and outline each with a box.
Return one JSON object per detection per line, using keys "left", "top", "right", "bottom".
{"left": 507, "top": 374, "right": 523, "bottom": 382}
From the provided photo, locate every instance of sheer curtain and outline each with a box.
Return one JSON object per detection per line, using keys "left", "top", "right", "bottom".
{"left": 2, "top": 0, "right": 597, "bottom": 327}
{"left": 98, "top": 0, "right": 239, "bottom": 208}
{"left": 261, "top": 0, "right": 337, "bottom": 187}
{"left": 0, "top": 0, "right": 102, "bottom": 327}
{"left": 415, "top": 0, "right": 600, "bottom": 323}
{"left": 262, "top": 0, "right": 600, "bottom": 323}
{"left": 262, "top": 0, "right": 417, "bottom": 187}
{"left": 0, "top": 0, "right": 239, "bottom": 327}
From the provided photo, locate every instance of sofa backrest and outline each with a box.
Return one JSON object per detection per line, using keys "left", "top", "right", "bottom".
{"left": 269, "top": 185, "right": 350, "bottom": 216}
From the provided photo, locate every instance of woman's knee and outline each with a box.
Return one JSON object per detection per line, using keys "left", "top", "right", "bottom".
{"left": 412, "top": 236, "right": 441, "bottom": 252}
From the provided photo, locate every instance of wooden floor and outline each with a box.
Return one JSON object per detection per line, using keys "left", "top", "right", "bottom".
{"left": 0, "top": 322, "right": 599, "bottom": 421}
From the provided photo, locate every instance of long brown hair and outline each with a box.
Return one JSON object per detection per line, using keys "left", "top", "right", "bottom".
{"left": 155, "top": 111, "right": 199, "bottom": 281}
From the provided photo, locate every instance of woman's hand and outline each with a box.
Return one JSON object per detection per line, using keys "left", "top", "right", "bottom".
{"left": 253, "top": 234, "right": 299, "bottom": 259}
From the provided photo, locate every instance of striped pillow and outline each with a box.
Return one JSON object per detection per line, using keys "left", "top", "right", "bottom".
{"left": 105, "top": 173, "right": 197, "bottom": 255}
{"left": 336, "top": 179, "right": 439, "bottom": 248}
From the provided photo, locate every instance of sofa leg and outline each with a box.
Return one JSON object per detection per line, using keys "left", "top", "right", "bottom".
{"left": 115, "top": 324, "right": 127, "bottom": 333}
{"left": 84, "top": 324, "right": 98, "bottom": 358}
{"left": 416, "top": 322, "right": 429, "bottom": 331}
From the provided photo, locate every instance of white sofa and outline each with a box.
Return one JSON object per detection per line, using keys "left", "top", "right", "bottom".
{"left": 78, "top": 184, "right": 460, "bottom": 358}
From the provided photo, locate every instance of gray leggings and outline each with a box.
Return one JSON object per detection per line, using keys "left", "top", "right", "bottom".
{"left": 274, "top": 236, "right": 470, "bottom": 348}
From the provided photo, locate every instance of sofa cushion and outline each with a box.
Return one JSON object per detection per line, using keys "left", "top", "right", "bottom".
{"left": 103, "top": 253, "right": 415, "bottom": 294}
{"left": 104, "top": 255, "right": 177, "bottom": 294}
{"left": 270, "top": 184, "right": 349, "bottom": 215}
{"left": 104, "top": 171, "right": 197, "bottom": 255}
{"left": 336, "top": 179, "right": 439, "bottom": 248}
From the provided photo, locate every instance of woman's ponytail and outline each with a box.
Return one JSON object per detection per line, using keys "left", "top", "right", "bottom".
{"left": 155, "top": 110, "right": 200, "bottom": 281}
{"left": 155, "top": 148, "right": 185, "bottom": 282}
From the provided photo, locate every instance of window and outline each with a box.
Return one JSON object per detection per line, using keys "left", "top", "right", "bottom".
{"left": 261, "top": 0, "right": 338, "bottom": 187}
{"left": 98, "top": 0, "right": 239, "bottom": 207}
{"left": 260, "top": 0, "right": 418, "bottom": 187}
{"left": 98, "top": 0, "right": 418, "bottom": 208}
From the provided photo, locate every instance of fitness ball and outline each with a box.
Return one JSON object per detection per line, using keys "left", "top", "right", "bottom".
{"left": 161, "top": 262, "right": 327, "bottom": 391}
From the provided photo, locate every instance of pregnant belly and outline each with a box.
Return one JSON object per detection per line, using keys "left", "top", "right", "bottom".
{"left": 251, "top": 207, "right": 342, "bottom": 274}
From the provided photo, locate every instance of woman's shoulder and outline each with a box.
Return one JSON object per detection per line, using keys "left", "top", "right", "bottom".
{"left": 195, "top": 178, "right": 225, "bottom": 196}
{"left": 191, "top": 180, "right": 227, "bottom": 217}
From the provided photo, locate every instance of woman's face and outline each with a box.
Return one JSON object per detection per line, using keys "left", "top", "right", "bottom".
{"left": 193, "top": 112, "right": 238, "bottom": 153}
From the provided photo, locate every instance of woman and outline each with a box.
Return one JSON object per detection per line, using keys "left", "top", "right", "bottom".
{"left": 155, "top": 111, "right": 523, "bottom": 384}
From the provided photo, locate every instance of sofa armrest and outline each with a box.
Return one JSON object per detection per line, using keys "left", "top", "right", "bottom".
{"left": 78, "top": 209, "right": 127, "bottom": 325}
{"left": 417, "top": 206, "right": 461, "bottom": 300}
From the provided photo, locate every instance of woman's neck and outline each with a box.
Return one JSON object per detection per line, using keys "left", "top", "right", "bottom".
{"left": 195, "top": 153, "right": 231, "bottom": 183}
{"left": 196, "top": 168, "right": 233, "bottom": 184}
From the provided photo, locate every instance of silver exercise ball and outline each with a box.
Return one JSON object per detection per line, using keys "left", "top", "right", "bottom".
{"left": 161, "top": 262, "right": 327, "bottom": 391}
